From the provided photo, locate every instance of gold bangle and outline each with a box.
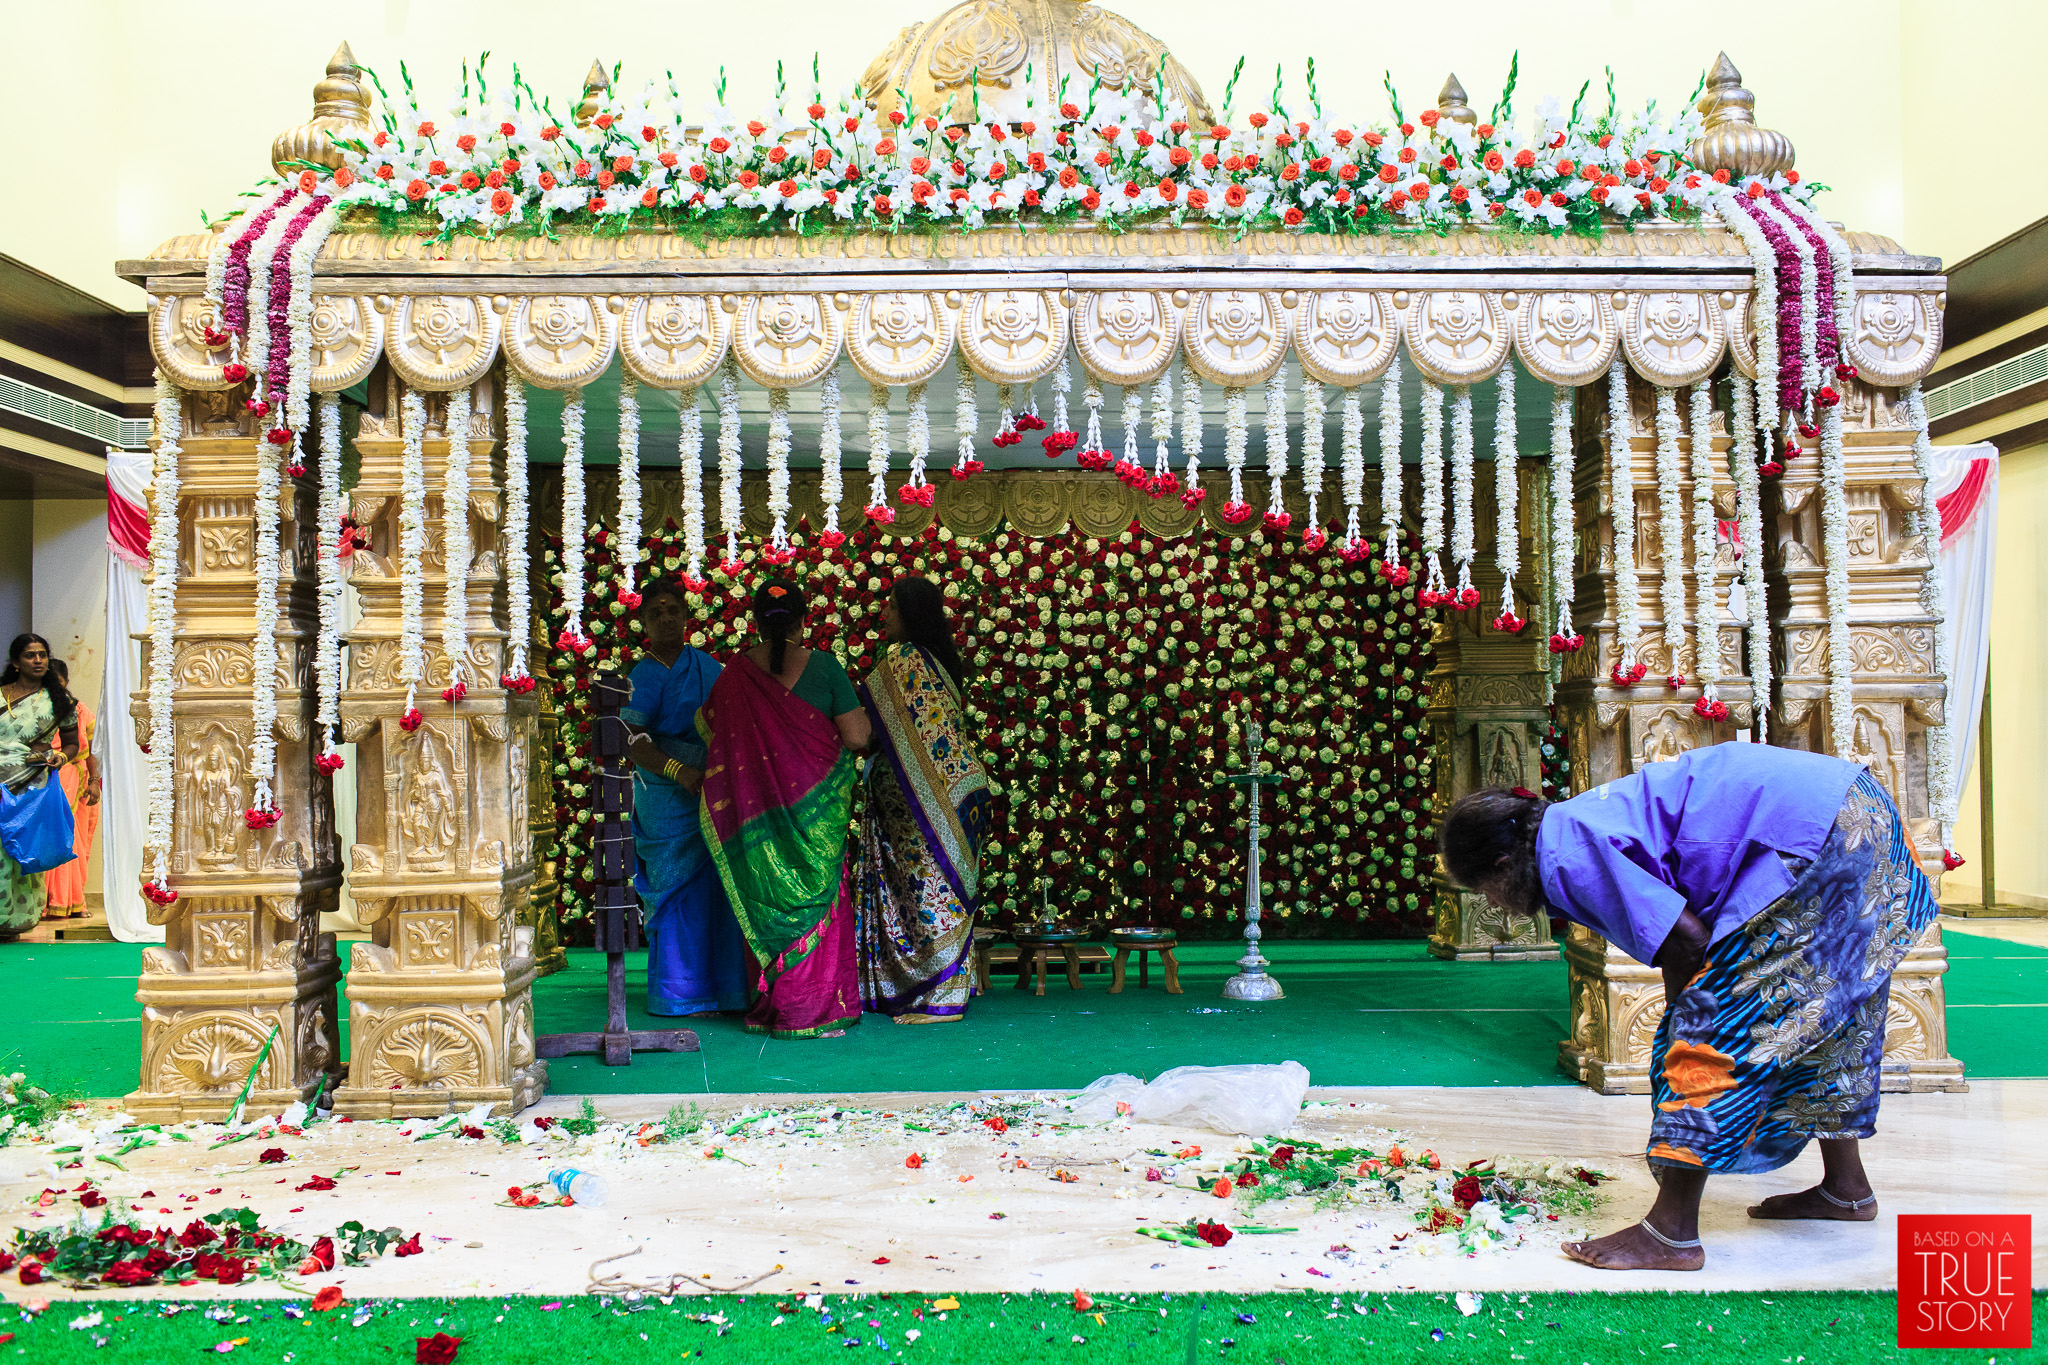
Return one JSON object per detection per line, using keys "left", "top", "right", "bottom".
{"left": 663, "top": 758, "right": 684, "bottom": 783}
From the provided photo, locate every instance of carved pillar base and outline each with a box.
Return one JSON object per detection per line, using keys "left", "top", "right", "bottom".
{"left": 1883, "top": 926, "right": 1968, "bottom": 1092}
{"left": 1428, "top": 878, "right": 1558, "bottom": 961}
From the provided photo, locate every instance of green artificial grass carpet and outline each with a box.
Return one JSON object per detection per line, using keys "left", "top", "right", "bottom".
{"left": 8, "top": 1291, "right": 2042, "bottom": 1364}
{"left": 1, "top": 929, "right": 2042, "bottom": 1100}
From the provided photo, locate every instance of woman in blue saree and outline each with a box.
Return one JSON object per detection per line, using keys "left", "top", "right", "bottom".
{"left": 854, "top": 578, "right": 991, "bottom": 1023}
{"left": 622, "top": 577, "right": 747, "bottom": 1016}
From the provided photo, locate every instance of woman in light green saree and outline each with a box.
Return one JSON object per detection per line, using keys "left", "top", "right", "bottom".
{"left": 0, "top": 635, "right": 80, "bottom": 940}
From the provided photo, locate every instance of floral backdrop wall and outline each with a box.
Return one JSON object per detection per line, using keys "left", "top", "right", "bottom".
{"left": 539, "top": 517, "right": 1436, "bottom": 941}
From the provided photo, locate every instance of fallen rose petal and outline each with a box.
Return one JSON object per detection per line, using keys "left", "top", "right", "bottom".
{"left": 872, "top": 1257, "right": 890, "bottom": 1264}
{"left": 394, "top": 1234, "right": 423, "bottom": 1257}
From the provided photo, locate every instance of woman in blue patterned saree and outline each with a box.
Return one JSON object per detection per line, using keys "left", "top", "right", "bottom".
{"left": 622, "top": 577, "right": 747, "bottom": 1017}
{"left": 1439, "top": 744, "right": 1937, "bottom": 1272}
{"left": 854, "top": 578, "right": 991, "bottom": 1023}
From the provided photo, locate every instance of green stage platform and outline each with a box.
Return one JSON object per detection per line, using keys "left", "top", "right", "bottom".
{"left": 3, "top": 931, "right": 2043, "bottom": 1100}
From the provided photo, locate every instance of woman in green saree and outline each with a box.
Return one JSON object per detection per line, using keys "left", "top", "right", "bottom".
{"left": 697, "top": 579, "right": 871, "bottom": 1039}
{"left": 0, "top": 635, "right": 79, "bottom": 940}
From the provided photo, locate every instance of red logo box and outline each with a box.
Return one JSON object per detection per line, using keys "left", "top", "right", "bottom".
{"left": 1898, "top": 1214, "right": 2031, "bottom": 1349}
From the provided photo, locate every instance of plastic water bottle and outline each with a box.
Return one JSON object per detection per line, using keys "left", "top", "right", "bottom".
{"left": 547, "top": 1167, "right": 608, "bottom": 1207}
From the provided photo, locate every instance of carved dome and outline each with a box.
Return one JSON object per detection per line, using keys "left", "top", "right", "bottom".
{"left": 860, "top": 0, "right": 1210, "bottom": 127}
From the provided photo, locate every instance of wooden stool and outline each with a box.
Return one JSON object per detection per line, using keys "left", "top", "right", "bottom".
{"left": 1109, "top": 929, "right": 1182, "bottom": 994}
{"left": 1011, "top": 929, "right": 1086, "bottom": 995}
{"left": 971, "top": 928, "right": 1002, "bottom": 995}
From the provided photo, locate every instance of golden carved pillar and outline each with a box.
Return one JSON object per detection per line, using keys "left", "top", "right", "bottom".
{"left": 1427, "top": 468, "right": 1559, "bottom": 961}
{"left": 331, "top": 363, "right": 547, "bottom": 1117}
{"left": 529, "top": 633, "right": 567, "bottom": 978}
{"left": 1554, "top": 372, "right": 1963, "bottom": 1093}
{"left": 128, "top": 387, "right": 344, "bottom": 1122}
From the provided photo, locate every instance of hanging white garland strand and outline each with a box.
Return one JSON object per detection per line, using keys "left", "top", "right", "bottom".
{"left": 312, "top": 394, "right": 345, "bottom": 770}
{"left": 1545, "top": 385, "right": 1581, "bottom": 656}
{"left": 1819, "top": 395, "right": 1854, "bottom": 755}
{"left": 1373, "top": 357, "right": 1402, "bottom": 571}
{"left": 1714, "top": 190, "right": 1783, "bottom": 456}
{"left": 1687, "top": 382, "right": 1726, "bottom": 719}
{"left": 143, "top": 375, "right": 183, "bottom": 898}
{"left": 1262, "top": 369, "right": 1291, "bottom": 529}
{"left": 1418, "top": 379, "right": 1447, "bottom": 600}
{"left": 503, "top": 375, "right": 534, "bottom": 680}
{"left": 1607, "top": 357, "right": 1643, "bottom": 681}
{"left": 1047, "top": 353, "right": 1074, "bottom": 454}
{"left": 1221, "top": 386, "right": 1251, "bottom": 523}
{"left": 1905, "top": 382, "right": 1957, "bottom": 841}
{"left": 865, "top": 382, "right": 894, "bottom": 522}
{"left": 246, "top": 400, "right": 285, "bottom": 822}
{"left": 818, "top": 369, "right": 845, "bottom": 544}
{"left": 716, "top": 356, "right": 743, "bottom": 570}
{"left": 1080, "top": 373, "right": 1107, "bottom": 465}
{"left": 1120, "top": 383, "right": 1142, "bottom": 478}
{"left": 677, "top": 386, "right": 709, "bottom": 575}
{"left": 1299, "top": 377, "right": 1327, "bottom": 548}
{"left": 1448, "top": 384, "right": 1477, "bottom": 606}
{"left": 1492, "top": 371, "right": 1521, "bottom": 629}
{"left": 765, "top": 386, "right": 794, "bottom": 559}
{"left": 616, "top": 375, "right": 643, "bottom": 594}
{"left": 954, "top": 352, "right": 979, "bottom": 477}
{"left": 904, "top": 381, "right": 933, "bottom": 507}
{"left": 1178, "top": 356, "right": 1204, "bottom": 507}
{"left": 397, "top": 389, "right": 430, "bottom": 722}
{"left": 558, "top": 387, "right": 589, "bottom": 647}
{"left": 440, "top": 383, "right": 473, "bottom": 699}
{"left": 1150, "top": 369, "right": 1175, "bottom": 493}
{"left": 1727, "top": 373, "right": 1769, "bottom": 737}
{"left": 1652, "top": 386, "right": 1690, "bottom": 687}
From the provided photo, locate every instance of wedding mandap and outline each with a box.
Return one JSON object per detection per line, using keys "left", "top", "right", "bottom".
{"left": 121, "top": 0, "right": 1960, "bottom": 1121}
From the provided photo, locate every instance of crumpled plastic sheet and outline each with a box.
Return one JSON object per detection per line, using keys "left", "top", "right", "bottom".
{"left": 1067, "top": 1061, "right": 1311, "bottom": 1136}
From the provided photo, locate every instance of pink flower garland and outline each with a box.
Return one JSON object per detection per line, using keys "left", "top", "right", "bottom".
{"left": 1735, "top": 195, "right": 1805, "bottom": 421}
{"left": 1764, "top": 186, "right": 1841, "bottom": 372}
{"left": 262, "top": 196, "right": 331, "bottom": 455}
{"left": 219, "top": 192, "right": 293, "bottom": 336}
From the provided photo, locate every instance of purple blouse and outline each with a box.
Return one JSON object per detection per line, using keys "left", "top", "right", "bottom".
{"left": 1535, "top": 744, "right": 1864, "bottom": 965}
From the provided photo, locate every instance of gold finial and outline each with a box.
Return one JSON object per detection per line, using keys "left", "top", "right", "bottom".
{"left": 575, "top": 61, "right": 611, "bottom": 129}
{"left": 1436, "top": 74, "right": 1477, "bottom": 127}
{"left": 1685, "top": 52, "right": 1794, "bottom": 179}
{"left": 271, "top": 41, "right": 373, "bottom": 176}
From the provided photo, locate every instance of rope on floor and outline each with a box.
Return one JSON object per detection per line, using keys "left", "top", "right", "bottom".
{"left": 587, "top": 1247, "right": 782, "bottom": 1297}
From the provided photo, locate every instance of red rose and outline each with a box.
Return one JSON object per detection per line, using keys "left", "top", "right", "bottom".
{"left": 215, "top": 1259, "right": 246, "bottom": 1286}
{"left": 1282, "top": 206, "right": 1304, "bottom": 226}
{"left": 1513, "top": 148, "right": 1536, "bottom": 169}
{"left": 313, "top": 1286, "right": 346, "bottom": 1312}
{"left": 405, "top": 179, "right": 430, "bottom": 202}
{"left": 395, "top": 1233, "right": 423, "bottom": 1257}
{"left": 1080, "top": 189, "right": 1100, "bottom": 210}
{"left": 309, "top": 1236, "right": 336, "bottom": 1271}
{"left": 1377, "top": 164, "right": 1399, "bottom": 184}
{"left": 1548, "top": 191, "right": 1568, "bottom": 208}
{"left": 18, "top": 1264, "right": 42, "bottom": 1286}
{"left": 491, "top": 190, "right": 514, "bottom": 216}
{"left": 1223, "top": 184, "right": 1247, "bottom": 209}
{"left": 258, "top": 1147, "right": 288, "bottom": 1164}
{"left": 1452, "top": 1174, "right": 1483, "bottom": 1208}
{"left": 538, "top": 171, "right": 557, "bottom": 190}
{"left": 1195, "top": 1221, "right": 1233, "bottom": 1247}
{"left": 415, "top": 1332, "right": 463, "bottom": 1365}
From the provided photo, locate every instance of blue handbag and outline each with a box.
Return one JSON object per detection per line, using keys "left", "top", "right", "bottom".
{"left": 0, "top": 768, "right": 76, "bottom": 874}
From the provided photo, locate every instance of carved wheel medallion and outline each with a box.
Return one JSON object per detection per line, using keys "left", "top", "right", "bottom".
{"left": 1403, "top": 290, "right": 1511, "bottom": 385}
{"left": 958, "top": 289, "right": 1067, "bottom": 383}
{"left": 506, "top": 294, "right": 618, "bottom": 390}
{"left": 848, "top": 291, "right": 957, "bottom": 386}
{"left": 1622, "top": 291, "right": 1726, "bottom": 388}
{"left": 1846, "top": 291, "right": 1943, "bottom": 387}
{"left": 305, "top": 296, "right": 385, "bottom": 392}
{"left": 1185, "top": 290, "right": 1289, "bottom": 385}
{"left": 150, "top": 295, "right": 237, "bottom": 391}
{"left": 1513, "top": 291, "right": 1618, "bottom": 387}
{"left": 386, "top": 296, "right": 501, "bottom": 391}
{"left": 1074, "top": 289, "right": 1181, "bottom": 385}
{"left": 735, "top": 293, "right": 844, "bottom": 387}
{"left": 1292, "top": 290, "right": 1397, "bottom": 386}
{"left": 621, "top": 294, "right": 729, "bottom": 388}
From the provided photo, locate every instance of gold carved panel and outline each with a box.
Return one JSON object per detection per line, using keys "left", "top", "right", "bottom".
{"left": 505, "top": 294, "right": 619, "bottom": 390}
{"left": 1401, "top": 290, "right": 1511, "bottom": 386}
{"left": 848, "top": 291, "right": 957, "bottom": 386}
{"left": 1622, "top": 291, "right": 1727, "bottom": 388}
{"left": 734, "top": 292, "right": 844, "bottom": 388}
{"left": 150, "top": 295, "right": 236, "bottom": 391}
{"left": 385, "top": 296, "right": 502, "bottom": 391}
{"left": 1073, "top": 288, "right": 1182, "bottom": 385}
{"left": 958, "top": 289, "right": 1068, "bottom": 383}
{"left": 1512, "top": 291, "right": 1619, "bottom": 387}
{"left": 1846, "top": 292, "right": 1944, "bottom": 388}
{"left": 1292, "top": 289, "right": 1397, "bottom": 387}
{"left": 621, "top": 294, "right": 729, "bottom": 388}
{"left": 1184, "top": 289, "right": 1290, "bottom": 385}
{"left": 306, "top": 295, "right": 385, "bottom": 392}
{"left": 1002, "top": 475, "right": 1071, "bottom": 537}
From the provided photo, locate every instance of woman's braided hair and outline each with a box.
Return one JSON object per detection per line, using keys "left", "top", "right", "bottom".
{"left": 751, "top": 577, "right": 807, "bottom": 675}
{"left": 1436, "top": 786, "right": 1548, "bottom": 917}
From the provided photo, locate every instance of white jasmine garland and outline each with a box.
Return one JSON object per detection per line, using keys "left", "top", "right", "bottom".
{"left": 440, "top": 384, "right": 473, "bottom": 690}
{"left": 559, "top": 387, "right": 588, "bottom": 639}
{"left": 1755, "top": 192, "right": 1819, "bottom": 411}
{"left": 1375, "top": 357, "right": 1402, "bottom": 559}
{"left": 313, "top": 394, "right": 344, "bottom": 760}
{"left": 865, "top": 382, "right": 892, "bottom": 512}
{"left": 818, "top": 369, "right": 843, "bottom": 538}
{"left": 616, "top": 376, "right": 643, "bottom": 592}
{"left": 678, "top": 386, "right": 706, "bottom": 578}
{"left": 144, "top": 374, "right": 184, "bottom": 888}
{"left": 1052, "top": 353, "right": 1071, "bottom": 434}
{"left": 1179, "top": 356, "right": 1203, "bottom": 491}
{"left": 1222, "top": 386, "right": 1249, "bottom": 509}
{"left": 1713, "top": 190, "right": 1783, "bottom": 446}
{"left": 1819, "top": 400, "right": 1854, "bottom": 753}
{"left": 1121, "top": 383, "right": 1142, "bottom": 469}
{"left": 1652, "top": 386, "right": 1689, "bottom": 683}
{"left": 398, "top": 389, "right": 430, "bottom": 714}
{"left": 1448, "top": 384, "right": 1476, "bottom": 597}
{"left": 907, "top": 381, "right": 931, "bottom": 489}
{"left": 1727, "top": 374, "right": 1769, "bottom": 736}
{"left": 995, "top": 382, "right": 1016, "bottom": 444}
{"left": 1418, "top": 379, "right": 1447, "bottom": 596}
{"left": 247, "top": 404, "right": 284, "bottom": 815}
{"left": 766, "top": 386, "right": 793, "bottom": 552}
{"left": 1780, "top": 193, "right": 1857, "bottom": 372}
{"left": 954, "top": 352, "right": 978, "bottom": 474}
{"left": 282, "top": 200, "right": 340, "bottom": 438}
{"left": 716, "top": 355, "right": 742, "bottom": 564}
{"left": 1082, "top": 373, "right": 1106, "bottom": 452}
{"left": 1263, "top": 369, "right": 1289, "bottom": 516}
{"left": 240, "top": 190, "right": 307, "bottom": 413}
{"left": 1493, "top": 370, "right": 1520, "bottom": 610}
{"left": 1687, "top": 382, "right": 1721, "bottom": 699}
{"left": 1905, "top": 382, "right": 1956, "bottom": 835}
{"left": 1608, "top": 357, "right": 1641, "bottom": 670}
{"left": 1151, "top": 369, "right": 1174, "bottom": 483}
{"left": 503, "top": 375, "right": 533, "bottom": 678}
{"left": 1300, "top": 377, "right": 1326, "bottom": 531}
{"left": 1548, "top": 385, "right": 1576, "bottom": 646}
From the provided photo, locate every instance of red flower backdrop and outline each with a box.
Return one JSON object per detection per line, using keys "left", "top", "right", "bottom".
{"left": 540, "top": 517, "right": 1435, "bottom": 941}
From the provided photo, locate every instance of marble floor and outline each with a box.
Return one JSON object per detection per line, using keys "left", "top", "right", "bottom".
{"left": 1942, "top": 914, "right": 2048, "bottom": 949}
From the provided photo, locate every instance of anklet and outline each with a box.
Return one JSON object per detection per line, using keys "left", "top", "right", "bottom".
{"left": 1818, "top": 1186, "right": 1876, "bottom": 1210}
{"left": 1637, "top": 1218, "right": 1702, "bottom": 1251}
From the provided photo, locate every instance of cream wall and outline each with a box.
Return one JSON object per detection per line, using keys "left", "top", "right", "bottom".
{"left": 0, "top": 0, "right": 1953, "bottom": 306}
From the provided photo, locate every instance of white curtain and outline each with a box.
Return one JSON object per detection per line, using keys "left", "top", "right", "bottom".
{"left": 101, "top": 449, "right": 162, "bottom": 943}
{"left": 1930, "top": 442, "right": 2000, "bottom": 812}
